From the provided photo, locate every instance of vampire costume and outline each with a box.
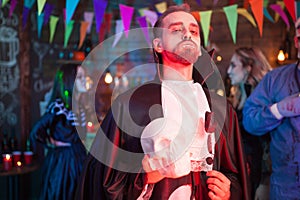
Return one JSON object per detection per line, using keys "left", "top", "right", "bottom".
{"left": 76, "top": 50, "right": 250, "bottom": 200}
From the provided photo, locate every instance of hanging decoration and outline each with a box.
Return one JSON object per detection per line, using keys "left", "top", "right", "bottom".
{"left": 237, "top": 8, "right": 257, "bottom": 27}
{"left": 22, "top": 7, "right": 30, "bottom": 30}
{"left": 66, "top": 0, "right": 80, "bottom": 24}
{"left": 199, "top": 10, "right": 212, "bottom": 47}
{"left": 93, "top": 0, "right": 108, "bottom": 33}
{"left": 137, "top": 16, "right": 151, "bottom": 47}
{"left": 270, "top": 4, "right": 290, "bottom": 29}
{"left": 283, "top": 0, "right": 296, "bottom": 21}
{"left": 4, "top": 0, "right": 298, "bottom": 48}
{"left": 112, "top": 20, "right": 124, "bottom": 48}
{"left": 2, "top": 0, "right": 9, "bottom": 8}
{"left": 43, "top": 3, "right": 54, "bottom": 26}
{"left": 37, "top": 13, "right": 44, "bottom": 38}
{"left": 223, "top": 4, "right": 238, "bottom": 44}
{"left": 8, "top": 0, "right": 16, "bottom": 17}
{"left": 37, "top": 0, "right": 46, "bottom": 16}
{"left": 49, "top": 16, "right": 59, "bottom": 43}
{"left": 249, "top": 0, "right": 264, "bottom": 37}
{"left": 64, "top": 20, "right": 74, "bottom": 48}
{"left": 84, "top": 12, "right": 94, "bottom": 34}
{"left": 143, "top": 10, "right": 158, "bottom": 27}
{"left": 119, "top": 4, "right": 134, "bottom": 38}
{"left": 78, "top": 21, "right": 89, "bottom": 49}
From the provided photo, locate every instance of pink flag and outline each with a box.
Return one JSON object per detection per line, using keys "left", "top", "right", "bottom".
{"left": 270, "top": 4, "right": 290, "bottom": 29}
{"left": 9, "top": 0, "right": 17, "bottom": 17}
{"left": 137, "top": 16, "right": 151, "bottom": 46}
{"left": 119, "top": 4, "right": 134, "bottom": 38}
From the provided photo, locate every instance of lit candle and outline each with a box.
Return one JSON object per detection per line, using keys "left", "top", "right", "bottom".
{"left": 2, "top": 154, "right": 13, "bottom": 171}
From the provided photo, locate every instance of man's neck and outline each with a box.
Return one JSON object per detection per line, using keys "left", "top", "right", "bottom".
{"left": 161, "top": 63, "right": 193, "bottom": 81}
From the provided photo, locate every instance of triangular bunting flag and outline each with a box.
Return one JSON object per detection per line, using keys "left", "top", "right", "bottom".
{"left": 119, "top": 4, "right": 134, "bottom": 38}
{"left": 223, "top": 4, "right": 238, "bottom": 43}
{"left": 2, "top": 0, "right": 9, "bottom": 7}
{"left": 249, "top": 0, "right": 264, "bottom": 36}
{"left": 244, "top": 0, "right": 250, "bottom": 9}
{"left": 138, "top": 7, "right": 148, "bottom": 16}
{"left": 270, "top": 4, "right": 290, "bottom": 29}
{"left": 104, "top": 13, "right": 112, "bottom": 33}
{"left": 66, "top": 0, "right": 80, "bottom": 24}
{"left": 84, "top": 12, "right": 94, "bottom": 34}
{"left": 155, "top": 2, "right": 167, "bottom": 13}
{"left": 297, "top": 1, "right": 300, "bottom": 19}
{"left": 199, "top": 10, "right": 212, "bottom": 47}
{"left": 37, "top": 0, "right": 46, "bottom": 16}
{"left": 49, "top": 15, "right": 59, "bottom": 43}
{"left": 191, "top": 11, "right": 200, "bottom": 23}
{"left": 229, "top": 0, "right": 235, "bottom": 5}
{"left": 9, "top": 0, "right": 17, "bottom": 17}
{"left": 283, "top": 0, "right": 296, "bottom": 21}
{"left": 64, "top": 20, "right": 74, "bottom": 48}
{"left": 94, "top": 0, "right": 108, "bottom": 33}
{"left": 274, "top": 1, "right": 285, "bottom": 22}
{"left": 213, "top": 0, "right": 219, "bottom": 6}
{"left": 112, "top": 20, "right": 124, "bottom": 48}
{"left": 173, "top": 0, "right": 183, "bottom": 5}
{"left": 43, "top": 3, "right": 54, "bottom": 26}
{"left": 78, "top": 21, "right": 89, "bottom": 49}
{"left": 237, "top": 8, "right": 257, "bottom": 27}
{"left": 137, "top": 16, "right": 151, "bottom": 46}
{"left": 22, "top": 7, "right": 30, "bottom": 30}
{"left": 37, "top": 13, "right": 44, "bottom": 38}
{"left": 24, "top": 0, "right": 35, "bottom": 8}
{"left": 196, "top": 0, "right": 201, "bottom": 6}
{"left": 263, "top": 7, "right": 274, "bottom": 22}
{"left": 143, "top": 10, "right": 158, "bottom": 27}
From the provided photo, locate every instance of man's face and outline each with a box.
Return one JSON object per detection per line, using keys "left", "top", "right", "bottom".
{"left": 155, "top": 11, "right": 201, "bottom": 65}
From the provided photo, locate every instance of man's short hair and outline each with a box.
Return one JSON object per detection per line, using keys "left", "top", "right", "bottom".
{"left": 153, "top": 3, "right": 191, "bottom": 38}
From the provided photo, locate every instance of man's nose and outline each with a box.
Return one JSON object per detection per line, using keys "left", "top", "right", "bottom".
{"left": 182, "top": 30, "right": 192, "bottom": 40}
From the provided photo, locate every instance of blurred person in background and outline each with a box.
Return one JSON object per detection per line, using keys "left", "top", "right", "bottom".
{"left": 227, "top": 47, "right": 272, "bottom": 199}
{"left": 243, "top": 18, "right": 300, "bottom": 199}
{"left": 30, "top": 63, "right": 88, "bottom": 200}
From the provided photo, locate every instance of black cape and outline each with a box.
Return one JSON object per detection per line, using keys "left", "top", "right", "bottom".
{"left": 76, "top": 52, "right": 250, "bottom": 200}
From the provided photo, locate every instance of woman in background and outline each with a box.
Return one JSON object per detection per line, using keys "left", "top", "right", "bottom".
{"left": 30, "top": 63, "right": 87, "bottom": 200}
{"left": 227, "top": 47, "right": 272, "bottom": 200}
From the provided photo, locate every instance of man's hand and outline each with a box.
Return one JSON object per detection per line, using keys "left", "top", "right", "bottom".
{"left": 277, "top": 93, "right": 300, "bottom": 118}
{"left": 142, "top": 154, "right": 165, "bottom": 184}
{"left": 206, "top": 170, "right": 231, "bottom": 200}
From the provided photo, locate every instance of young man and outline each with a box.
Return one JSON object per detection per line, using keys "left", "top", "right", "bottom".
{"left": 242, "top": 18, "right": 300, "bottom": 199}
{"left": 76, "top": 4, "right": 249, "bottom": 200}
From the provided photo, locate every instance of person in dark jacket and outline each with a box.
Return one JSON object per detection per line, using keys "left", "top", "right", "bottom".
{"left": 76, "top": 4, "right": 250, "bottom": 200}
{"left": 30, "top": 63, "right": 87, "bottom": 200}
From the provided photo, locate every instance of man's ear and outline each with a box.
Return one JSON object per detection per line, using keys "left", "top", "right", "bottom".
{"left": 153, "top": 38, "right": 163, "bottom": 53}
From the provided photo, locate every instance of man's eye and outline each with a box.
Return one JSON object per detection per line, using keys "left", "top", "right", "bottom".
{"left": 190, "top": 30, "right": 198, "bottom": 35}
{"left": 172, "top": 28, "right": 182, "bottom": 33}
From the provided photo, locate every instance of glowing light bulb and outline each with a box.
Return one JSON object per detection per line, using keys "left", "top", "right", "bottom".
{"left": 104, "top": 72, "right": 113, "bottom": 84}
{"left": 277, "top": 50, "right": 285, "bottom": 62}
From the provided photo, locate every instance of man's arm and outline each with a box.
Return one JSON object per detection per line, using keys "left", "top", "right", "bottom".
{"left": 243, "top": 73, "right": 283, "bottom": 135}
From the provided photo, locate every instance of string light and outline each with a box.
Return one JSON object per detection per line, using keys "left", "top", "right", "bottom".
{"left": 104, "top": 71, "right": 113, "bottom": 84}
{"left": 277, "top": 50, "right": 285, "bottom": 62}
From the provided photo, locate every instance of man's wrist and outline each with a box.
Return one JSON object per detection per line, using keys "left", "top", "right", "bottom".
{"left": 270, "top": 103, "right": 283, "bottom": 120}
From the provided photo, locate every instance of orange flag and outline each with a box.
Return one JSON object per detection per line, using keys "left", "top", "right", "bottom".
{"left": 249, "top": 0, "right": 263, "bottom": 37}
{"left": 78, "top": 21, "right": 89, "bottom": 49}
